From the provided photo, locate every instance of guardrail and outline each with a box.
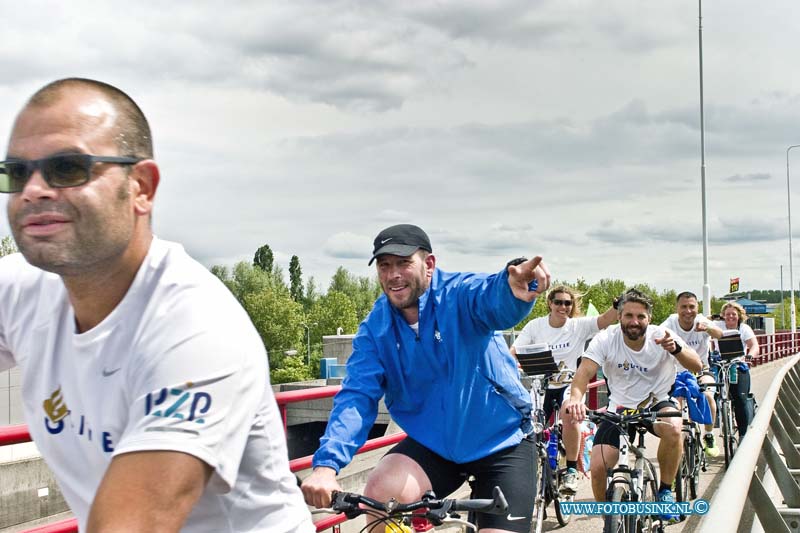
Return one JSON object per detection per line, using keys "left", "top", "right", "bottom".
{"left": 698, "top": 353, "right": 800, "bottom": 533}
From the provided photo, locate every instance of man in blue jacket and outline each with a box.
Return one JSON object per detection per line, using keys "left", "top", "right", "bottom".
{"left": 302, "top": 224, "right": 550, "bottom": 532}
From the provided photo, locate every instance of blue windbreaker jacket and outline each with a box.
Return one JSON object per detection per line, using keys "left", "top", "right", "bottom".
{"left": 672, "top": 370, "right": 713, "bottom": 425}
{"left": 312, "top": 268, "right": 534, "bottom": 472}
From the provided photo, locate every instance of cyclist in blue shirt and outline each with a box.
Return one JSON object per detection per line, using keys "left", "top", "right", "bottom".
{"left": 302, "top": 224, "right": 550, "bottom": 533}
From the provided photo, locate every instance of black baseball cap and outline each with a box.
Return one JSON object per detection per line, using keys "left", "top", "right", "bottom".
{"left": 368, "top": 224, "right": 433, "bottom": 265}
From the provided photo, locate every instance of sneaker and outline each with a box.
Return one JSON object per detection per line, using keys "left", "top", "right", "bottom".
{"left": 703, "top": 433, "right": 720, "bottom": 458}
{"left": 657, "top": 488, "right": 680, "bottom": 524}
{"left": 559, "top": 467, "right": 579, "bottom": 494}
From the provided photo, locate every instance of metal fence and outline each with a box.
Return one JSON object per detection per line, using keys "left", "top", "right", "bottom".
{"left": 698, "top": 353, "right": 800, "bottom": 533}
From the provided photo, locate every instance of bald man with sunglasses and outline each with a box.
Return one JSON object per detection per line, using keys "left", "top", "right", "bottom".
{"left": 0, "top": 79, "right": 312, "bottom": 533}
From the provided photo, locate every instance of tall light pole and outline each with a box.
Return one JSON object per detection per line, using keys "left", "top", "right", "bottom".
{"left": 301, "top": 322, "right": 318, "bottom": 365}
{"left": 781, "top": 264, "right": 785, "bottom": 330}
{"left": 698, "top": 0, "right": 711, "bottom": 315}
{"left": 787, "top": 145, "right": 800, "bottom": 334}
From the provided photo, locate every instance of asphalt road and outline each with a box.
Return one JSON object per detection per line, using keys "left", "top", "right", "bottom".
{"left": 537, "top": 357, "right": 791, "bottom": 533}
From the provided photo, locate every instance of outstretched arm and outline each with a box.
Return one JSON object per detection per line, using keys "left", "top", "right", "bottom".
{"left": 695, "top": 318, "right": 723, "bottom": 339}
{"left": 596, "top": 305, "right": 619, "bottom": 330}
{"left": 655, "top": 329, "right": 702, "bottom": 373}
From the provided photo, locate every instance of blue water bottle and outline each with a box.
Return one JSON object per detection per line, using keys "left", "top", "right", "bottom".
{"left": 547, "top": 428, "right": 559, "bottom": 470}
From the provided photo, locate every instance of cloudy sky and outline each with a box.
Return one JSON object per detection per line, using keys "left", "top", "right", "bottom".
{"left": 1, "top": 0, "right": 798, "bottom": 299}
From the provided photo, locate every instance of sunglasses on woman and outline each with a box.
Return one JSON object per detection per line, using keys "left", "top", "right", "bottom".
{"left": 0, "top": 153, "right": 143, "bottom": 193}
{"left": 551, "top": 299, "right": 573, "bottom": 307}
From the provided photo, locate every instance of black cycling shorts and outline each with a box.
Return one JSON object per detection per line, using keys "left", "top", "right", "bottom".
{"left": 593, "top": 400, "right": 679, "bottom": 449}
{"left": 386, "top": 435, "right": 536, "bottom": 533}
{"left": 542, "top": 385, "right": 568, "bottom": 423}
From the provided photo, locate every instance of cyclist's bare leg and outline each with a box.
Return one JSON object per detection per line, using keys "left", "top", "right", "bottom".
{"left": 654, "top": 407, "right": 683, "bottom": 486}
{"left": 364, "top": 453, "right": 432, "bottom": 502}
{"left": 363, "top": 455, "right": 433, "bottom": 533}
{"left": 698, "top": 373, "right": 717, "bottom": 432}
{"left": 559, "top": 403, "right": 582, "bottom": 462}
{"left": 590, "top": 444, "right": 619, "bottom": 501}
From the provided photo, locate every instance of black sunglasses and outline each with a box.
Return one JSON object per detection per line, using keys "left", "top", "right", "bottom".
{"left": 0, "top": 153, "right": 143, "bottom": 193}
{"left": 551, "top": 299, "right": 573, "bottom": 307}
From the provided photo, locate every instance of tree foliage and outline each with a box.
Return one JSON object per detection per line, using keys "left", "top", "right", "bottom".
{"left": 769, "top": 299, "right": 797, "bottom": 330}
{"left": 270, "top": 353, "right": 312, "bottom": 384}
{"left": 253, "top": 244, "right": 274, "bottom": 272}
{"left": 242, "top": 286, "right": 304, "bottom": 370}
{"left": 725, "top": 289, "right": 793, "bottom": 304}
{"left": 289, "top": 255, "right": 304, "bottom": 303}
{"left": 329, "top": 266, "right": 381, "bottom": 322}
{"left": 0, "top": 236, "right": 17, "bottom": 258}
{"left": 308, "top": 290, "right": 359, "bottom": 342}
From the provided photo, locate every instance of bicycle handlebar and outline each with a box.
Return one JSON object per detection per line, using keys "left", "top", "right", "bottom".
{"left": 321, "top": 486, "right": 509, "bottom": 523}
{"left": 587, "top": 408, "right": 683, "bottom": 427}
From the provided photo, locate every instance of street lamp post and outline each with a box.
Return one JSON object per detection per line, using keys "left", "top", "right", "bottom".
{"left": 698, "top": 0, "right": 712, "bottom": 314}
{"left": 787, "top": 145, "right": 800, "bottom": 336}
{"left": 300, "top": 322, "right": 318, "bottom": 366}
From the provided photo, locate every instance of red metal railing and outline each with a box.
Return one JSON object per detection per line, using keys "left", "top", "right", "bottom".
{"left": 2, "top": 332, "right": 795, "bottom": 533}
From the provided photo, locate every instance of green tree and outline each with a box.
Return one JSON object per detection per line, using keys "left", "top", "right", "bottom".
{"left": 253, "top": 244, "right": 274, "bottom": 272}
{"left": 0, "top": 236, "right": 17, "bottom": 257}
{"left": 304, "top": 276, "right": 320, "bottom": 310}
{"left": 581, "top": 278, "right": 626, "bottom": 316}
{"left": 308, "top": 290, "right": 359, "bottom": 340}
{"left": 329, "top": 266, "right": 381, "bottom": 321}
{"left": 270, "top": 352, "right": 312, "bottom": 384}
{"left": 769, "top": 299, "right": 797, "bottom": 330}
{"left": 242, "top": 286, "right": 304, "bottom": 370}
{"left": 289, "top": 255, "right": 304, "bottom": 303}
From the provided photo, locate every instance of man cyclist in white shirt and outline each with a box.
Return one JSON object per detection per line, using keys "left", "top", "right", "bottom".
{"left": 0, "top": 78, "right": 312, "bottom": 533}
{"left": 661, "top": 291, "right": 723, "bottom": 456}
{"left": 563, "top": 289, "right": 701, "bottom": 524}
{"left": 510, "top": 285, "right": 617, "bottom": 494}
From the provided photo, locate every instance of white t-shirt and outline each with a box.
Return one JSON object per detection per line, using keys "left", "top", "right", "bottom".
{"left": 584, "top": 325, "right": 678, "bottom": 411}
{"left": 513, "top": 316, "right": 599, "bottom": 386}
{"left": 0, "top": 239, "right": 313, "bottom": 533}
{"left": 660, "top": 313, "right": 715, "bottom": 371}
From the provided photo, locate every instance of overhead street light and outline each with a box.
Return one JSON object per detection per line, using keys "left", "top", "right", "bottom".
{"left": 786, "top": 144, "right": 800, "bottom": 335}
{"left": 301, "top": 322, "right": 318, "bottom": 366}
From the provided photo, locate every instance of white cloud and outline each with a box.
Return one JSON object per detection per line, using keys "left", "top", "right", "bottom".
{"left": 0, "top": 0, "right": 798, "bottom": 297}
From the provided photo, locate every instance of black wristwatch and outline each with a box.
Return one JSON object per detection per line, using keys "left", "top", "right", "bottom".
{"left": 670, "top": 342, "right": 683, "bottom": 356}
{"left": 506, "top": 257, "right": 528, "bottom": 268}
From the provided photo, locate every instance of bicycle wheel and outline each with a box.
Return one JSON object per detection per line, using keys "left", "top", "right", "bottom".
{"left": 531, "top": 456, "right": 547, "bottom": 533}
{"left": 639, "top": 459, "right": 662, "bottom": 530}
{"left": 674, "top": 453, "right": 689, "bottom": 503}
{"left": 690, "top": 430, "right": 701, "bottom": 499}
{"left": 554, "top": 488, "right": 573, "bottom": 527}
{"left": 722, "top": 402, "right": 738, "bottom": 469}
{"left": 553, "top": 443, "right": 573, "bottom": 526}
{"left": 603, "top": 484, "right": 628, "bottom": 533}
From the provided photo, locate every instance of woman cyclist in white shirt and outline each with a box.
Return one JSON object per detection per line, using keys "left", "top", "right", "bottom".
{"left": 717, "top": 301, "right": 760, "bottom": 438}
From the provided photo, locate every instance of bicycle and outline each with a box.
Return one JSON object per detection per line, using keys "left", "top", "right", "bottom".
{"left": 527, "top": 371, "right": 574, "bottom": 533}
{"left": 711, "top": 331, "right": 760, "bottom": 468}
{"left": 709, "top": 355, "right": 745, "bottom": 469}
{"left": 587, "top": 408, "right": 683, "bottom": 533}
{"left": 673, "top": 386, "right": 709, "bottom": 505}
{"left": 311, "top": 486, "right": 508, "bottom": 533}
